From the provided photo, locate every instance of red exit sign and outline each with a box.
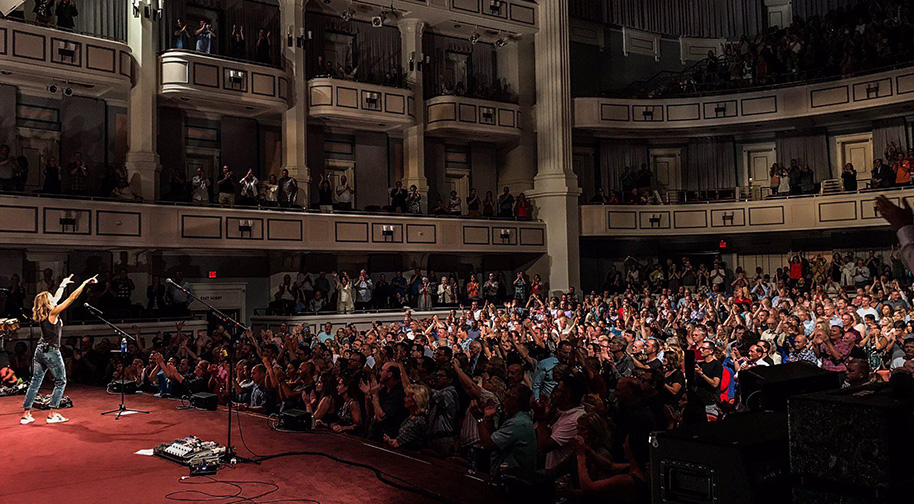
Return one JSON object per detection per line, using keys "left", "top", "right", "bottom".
{"left": 208, "top": 271, "right": 217, "bottom": 279}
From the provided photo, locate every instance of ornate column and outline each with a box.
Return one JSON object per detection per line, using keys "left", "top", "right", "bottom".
{"left": 399, "top": 18, "right": 428, "bottom": 211}
{"left": 529, "top": 0, "right": 581, "bottom": 293}
{"left": 125, "top": 2, "right": 161, "bottom": 201}
{"left": 281, "top": 0, "right": 310, "bottom": 204}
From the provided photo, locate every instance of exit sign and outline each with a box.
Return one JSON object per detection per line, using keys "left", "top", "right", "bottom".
{"left": 719, "top": 240, "right": 727, "bottom": 249}
{"left": 208, "top": 271, "right": 217, "bottom": 279}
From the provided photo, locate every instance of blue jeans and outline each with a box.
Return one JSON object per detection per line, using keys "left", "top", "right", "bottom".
{"left": 23, "top": 346, "right": 67, "bottom": 410}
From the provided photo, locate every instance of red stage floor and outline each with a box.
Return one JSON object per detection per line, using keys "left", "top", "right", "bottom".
{"left": 0, "top": 385, "right": 497, "bottom": 504}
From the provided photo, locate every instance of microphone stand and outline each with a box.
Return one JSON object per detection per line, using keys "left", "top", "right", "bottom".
{"left": 166, "top": 279, "right": 258, "bottom": 465}
{"left": 88, "top": 305, "right": 150, "bottom": 420}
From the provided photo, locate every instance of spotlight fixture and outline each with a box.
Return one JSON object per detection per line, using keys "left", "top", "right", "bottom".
{"left": 371, "top": 13, "right": 386, "bottom": 27}
{"left": 63, "top": 87, "right": 73, "bottom": 96}
{"left": 489, "top": 0, "right": 503, "bottom": 13}
{"left": 469, "top": 32, "right": 480, "bottom": 45}
{"left": 47, "top": 83, "right": 58, "bottom": 93}
{"left": 340, "top": 8, "right": 353, "bottom": 21}
{"left": 132, "top": 1, "right": 140, "bottom": 18}
{"left": 494, "top": 36, "right": 507, "bottom": 48}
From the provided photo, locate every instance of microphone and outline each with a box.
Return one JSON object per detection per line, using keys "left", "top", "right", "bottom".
{"left": 84, "top": 302, "right": 103, "bottom": 314}
{"left": 166, "top": 278, "right": 189, "bottom": 293}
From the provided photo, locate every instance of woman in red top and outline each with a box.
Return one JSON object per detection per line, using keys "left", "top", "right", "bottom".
{"left": 530, "top": 273, "right": 543, "bottom": 298}
{"left": 514, "top": 193, "right": 532, "bottom": 220}
{"left": 789, "top": 255, "right": 803, "bottom": 284}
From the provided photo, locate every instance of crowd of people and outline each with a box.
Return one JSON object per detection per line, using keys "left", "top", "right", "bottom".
{"left": 6, "top": 234, "right": 914, "bottom": 501}
{"left": 268, "top": 269, "right": 550, "bottom": 315}
{"left": 171, "top": 18, "right": 276, "bottom": 66}
{"left": 0, "top": 0, "right": 79, "bottom": 31}
{"left": 635, "top": 0, "right": 914, "bottom": 98}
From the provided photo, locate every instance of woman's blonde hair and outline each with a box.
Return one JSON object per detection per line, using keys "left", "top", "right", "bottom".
{"left": 407, "top": 384, "right": 430, "bottom": 416}
{"left": 32, "top": 291, "right": 53, "bottom": 322}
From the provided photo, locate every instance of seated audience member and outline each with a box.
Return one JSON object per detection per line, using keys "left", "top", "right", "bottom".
{"left": 472, "top": 384, "right": 536, "bottom": 474}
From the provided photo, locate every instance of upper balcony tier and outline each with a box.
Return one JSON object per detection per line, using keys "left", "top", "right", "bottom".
{"left": 308, "top": 77, "right": 416, "bottom": 132}
{"left": 580, "top": 186, "right": 910, "bottom": 238}
{"left": 575, "top": 66, "right": 914, "bottom": 137}
{"left": 426, "top": 95, "right": 522, "bottom": 142}
{"left": 0, "top": 194, "right": 546, "bottom": 255}
{"left": 0, "top": 19, "right": 132, "bottom": 99}
{"left": 318, "top": 0, "right": 538, "bottom": 36}
{"left": 159, "top": 50, "right": 290, "bottom": 117}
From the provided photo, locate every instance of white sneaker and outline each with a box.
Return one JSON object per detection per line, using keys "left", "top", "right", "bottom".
{"left": 46, "top": 413, "right": 68, "bottom": 424}
{"left": 20, "top": 415, "right": 35, "bottom": 425}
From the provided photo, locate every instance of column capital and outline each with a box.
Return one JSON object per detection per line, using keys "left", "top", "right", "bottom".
{"left": 397, "top": 17, "right": 427, "bottom": 36}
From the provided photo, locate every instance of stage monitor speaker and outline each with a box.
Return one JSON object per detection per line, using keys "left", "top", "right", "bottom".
{"left": 279, "top": 409, "right": 312, "bottom": 431}
{"left": 110, "top": 379, "right": 137, "bottom": 394}
{"left": 788, "top": 382, "right": 914, "bottom": 500}
{"left": 190, "top": 392, "right": 218, "bottom": 411}
{"left": 739, "top": 361, "right": 841, "bottom": 411}
{"left": 650, "top": 411, "right": 790, "bottom": 504}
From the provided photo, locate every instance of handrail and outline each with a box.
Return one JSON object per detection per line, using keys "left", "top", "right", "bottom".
{"left": 0, "top": 190, "right": 544, "bottom": 223}
{"left": 159, "top": 48, "right": 284, "bottom": 71}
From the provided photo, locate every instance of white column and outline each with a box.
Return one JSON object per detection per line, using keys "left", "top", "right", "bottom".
{"left": 399, "top": 18, "right": 428, "bottom": 210}
{"left": 529, "top": 0, "right": 581, "bottom": 293}
{"left": 125, "top": 2, "right": 161, "bottom": 201}
{"left": 281, "top": 0, "right": 310, "bottom": 204}
{"left": 498, "top": 36, "right": 536, "bottom": 193}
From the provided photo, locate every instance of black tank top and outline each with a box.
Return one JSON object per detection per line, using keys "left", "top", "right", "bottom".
{"left": 39, "top": 318, "right": 63, "bottom": 347}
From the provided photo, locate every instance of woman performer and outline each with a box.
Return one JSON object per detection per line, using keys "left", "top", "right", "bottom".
{"left": 20, "top": 274, "right": 97, "bottom": 425}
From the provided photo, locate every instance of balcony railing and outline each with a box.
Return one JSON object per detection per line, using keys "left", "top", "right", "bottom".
{"left": 581, "top": 185, "right": 912, "bottom": 237}
{"left": 426, "top": 95, "right": 521, "bottom": 141}
{"left": 575, "top": 64, "right": 914, "bottom": 134}
{"left": 0, "top": 193, "right": 546, "bottom": 254}
{"left": 0, "top": 18, "right": 132, "bottom": 98}
{"left": 308, "top": 77, "right": 415, "bottom": 131}
{"left": 159, "top": 49, "right": 290, "bottom": 116}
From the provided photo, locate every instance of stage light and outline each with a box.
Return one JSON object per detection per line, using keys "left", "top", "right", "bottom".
{"left": 63, "top": 87, "right": 73, "bottom": 96}
{"left": 47, "top": 83, "right": 58, "bottom": 93}
{"left": 371, "top": 14, "right": 386, "bottom": 27}
{"left": 469, "top": 32, "right": 480, "bottom": 45}
{"left": 494, "top": 37, "right": 507, "bottom": 48}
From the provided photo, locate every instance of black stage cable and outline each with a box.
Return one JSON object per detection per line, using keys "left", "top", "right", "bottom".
{"left": 255, "top": 451, "right": 463, "bottom": 504}
{"left": 164, "top": 475, "right": 321, "bottom": 504}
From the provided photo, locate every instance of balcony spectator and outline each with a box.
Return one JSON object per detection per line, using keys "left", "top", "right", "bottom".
{"left": 407, "top": 185, "right": 422, "bottom": 214}
{"left": 448, "top": 190, "right": 462, "bottom": 216}
{"left": 842, "top": 163, "right": 858, "bottom": 192}
{"left": 497, "top": 187, "right": 514, "bottom": 218}
{"left": 146, "top": 275, "right": 165, "bottom": 316}
{"left": 11, "top": 154, "right": 27, "bottom": 192}
{"left": 373, "top": 274, "right": 390, "bottom": 309}
{"left": 278, "top": 169, "right": 298, "bottom": 207}
{"left": 230, "top": 25, "right": 246, "bottom": 59}
{"left": 317, "top": 175, "right": 333, "bottom": 211}
{"left": 173, "top": 18, "right": 191, "bottom": 50}
{"left": 466, "top": 274, "right": 480, "bottom": 302}
{"left": 33, "top": 0, "right": 54, "bottom": 25}
{"left": 389, "top": 181, "right": 408, "bottom": 213}
{"left": 261, "top": 173, "right": 279, "bottom": 207}
{"left": 893, "top": 152, "right": 912, "bottom": 186}
{"left": 417, "top": 277, "right": 433, "bottom": 310}
{"left": 333, "top": 273, "right": 354, "bottom": 314}
{"left": 431, "top": 199, "right": 449, "bottom": 215}
{"left": 636, "top": 164, "right": 652, "bottom": 193}
{"left": 308, "top": 290, "right": 326, "bottom": 313}
{"left": 273, "top": 275, "right": 296, "bottom": 315}
{"left": 798, "top": 162, "right": 815, "bottom": 194}
{"left": 466, "top": 188, "right": 481, "bottom": 218}
{"left": 168, "top": 166, "right": 187, "bottom": 201}
{"left": 589, "top": 188, "right": 609, "bottom": 204}
{"left": 483, "top": 191, "right": 495, "bottom": 217}
{"left": 112, "top": 268, "right": 135, "bottom": 317}
{"left": 111, "top": 178, "right": 141, "bottom": 201}
{"left": 513, "top": 272, "right": 527, "bottom": 302}
{"left": 192, "top": 167, "right": 212, "bottom": 204}
{"left": 336, "top": 174, "right": 354, "bottom": 210}
{"left": 620, "top": 166, "right": 636, "bottom": 194}
{"left": 40, "top": 156, "right": 62, "bottom": 194}
{"left": 195, "top": 20, "right": 215, "bottom": 54}
{"left": 217, "top": 165, "right": 236, "bottom": 206}
{"left": 0, "top": 144, "right": 16, "bottom": 191}
{"left": 873, "top": 158, "right": 894, "bottom": 189}
{"left": 514, "top": 193, "right": 532, "bottom": 220}
{"left": 769, "top": 163, "right": 782, "bottom": 195}
{"left": 239, "top": 169, "right": 259, "bottom": 206}
{"left": 437, "top": 277, "right": 456, "bottom": 306}
{"left": 66, "top": 152, "right": 88, "bottom": 196}
{"left": 483, "top": 273, "right": 498, "bottom": 304}
{"left": 255, "top": 30, "right": 272, "bottom": 65}
{"left": 607, "top": 191, "right": 621, "bottom": 204}
{"left": 354, "top": 270, "right": 373, "bottom": 311}
{"left": 55, "top": 0, "right": 78, "bottom": 30}
{"left": 3, "top": 274, "right": 25, "bottom": 318}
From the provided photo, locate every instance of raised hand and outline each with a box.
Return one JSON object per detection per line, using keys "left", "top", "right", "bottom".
{"left": 60, "top": 274, "right": 75, "bottom": 288}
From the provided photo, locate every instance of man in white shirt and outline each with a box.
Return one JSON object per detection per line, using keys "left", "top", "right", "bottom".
{"left": 890, "top": 338, "right": 914, "bottom": 369}
{"left": 535, "top": 375, "right": 587, "bottom": 470}
{"left": 855, "top": 295, "right": 880, "bottom": 322}
{"left": 336, "top": 174, "right": 354, "bottom": 210}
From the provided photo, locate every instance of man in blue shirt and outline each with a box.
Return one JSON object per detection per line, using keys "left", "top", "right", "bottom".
{"left": 316, "top": 322, "right": 334, "bottom": 344}
{"left": 472, "top": 384, "right": 536, "bottom": 475}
